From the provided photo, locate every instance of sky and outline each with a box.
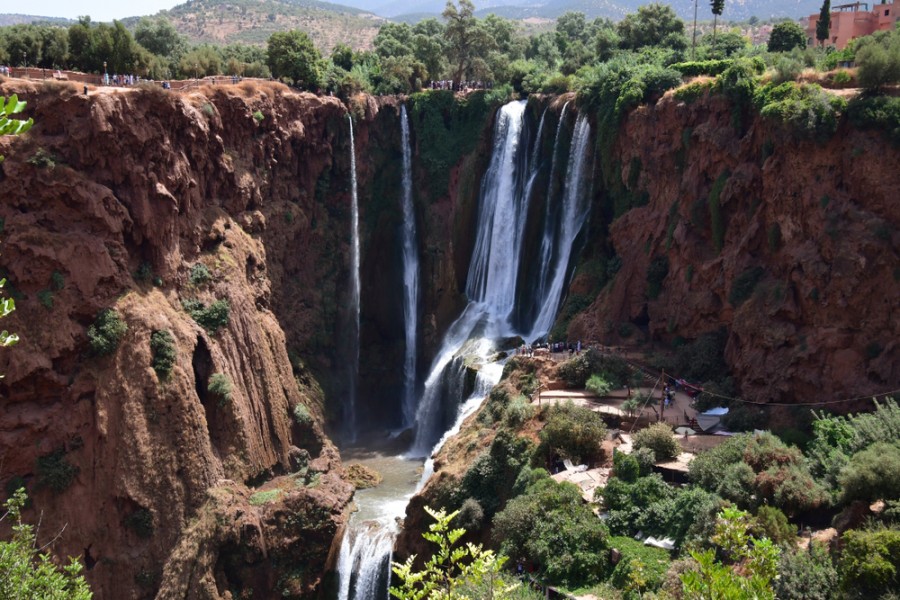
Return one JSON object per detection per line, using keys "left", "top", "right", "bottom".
{"left": 7, "top": 0, "right": 182, "bottom": 21}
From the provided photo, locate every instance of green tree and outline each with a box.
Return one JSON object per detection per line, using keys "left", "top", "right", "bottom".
{"left": 266, "top": 29, "right": 323, "bottom": 90}
{"left": 0, "top": 489, "right": 92, "bottom": 599}
{"left": 443, "top": 0, "right": 495, "bottom": 87}
{"left": 617, "top": 3, "right": 686, "bottom": 51}
{"left": 817, "top": 0, "right": 831, "bottom": 47}
{"left": 390, "top": 506, "right": 516, "bottom": 600}
{"left": 134, "top": 17, "right": 186, "bottom": 58}
{"left": 632, "top": 422, "right": 680, "bottom": 462}
{"left": 710, "top": 0, "right": 725, "bottom": 49}
{"left": 539, "top": 401, "right": 607, "bottom": 464}
{"left": 768, "top": 21, "right": 807, "bottom": 53}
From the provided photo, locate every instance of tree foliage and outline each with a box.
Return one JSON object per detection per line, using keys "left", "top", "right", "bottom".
{"left": 266, "top": 29, "right": 323, "bottom": 89}
{"left": 0, "top": 489, "right": 92, "bottom": 599}
{"left": 768, "top": 21, "right": 807, "bottom": 53}
{"left": 539, "top": 401, "right": 607, "bottom": 464}
{"left": 390, "top": 506, "right": 516, "bottom": 600}
{"left": 817, "top": 0, "right": 832, "bottom": 46}
{"left": 632, "top": 422, "right": 680, "bottom": 463}
{"left": 493, "top": 478, "right": 608, "bottom": 587}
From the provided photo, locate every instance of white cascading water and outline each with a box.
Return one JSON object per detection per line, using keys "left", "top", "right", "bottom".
{"left": 531, "top": 101, "right": 570, "bottom": 310}
{"left": 400, "top": 105, "right": 420, "bottom": 427}
{"left": 336, "top": 525, "right": 393, "bottom": 600}
{"left": 347, "top": 114, "right": 360, "bottom": 441}
{"left": 528, "top": 113, "right": 592, "bottom": 340}
{"left": 465, "top": 100, "right": 531, "bottom": 318}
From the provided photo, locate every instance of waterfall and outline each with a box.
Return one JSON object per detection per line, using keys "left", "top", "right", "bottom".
{"left": 531, "top": 101, "right": 570, "bottom": 313}
{"left": 400, "top": 105, "right": 420, "bottom": 428}
{"left": 412, "top": 101, "right": 532, "bottom": 454}
{"left": 336, "top": 523, "right": 394, "bottom": 600}
{"left": 347, "top": 114, "right": 360, "bottom": 441}
{"left": 528, "top": 113, "right": 592, "bottom": 340}
{"left": 465, "top": 100, "right": 531, "bottom": 320}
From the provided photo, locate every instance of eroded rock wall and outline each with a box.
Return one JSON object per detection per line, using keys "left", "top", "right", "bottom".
{"left": 570, "top": 93, "right": 898, "bottom": 404}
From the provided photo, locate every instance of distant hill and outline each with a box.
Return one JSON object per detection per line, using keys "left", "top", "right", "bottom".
{"left": 331, "top": 0, "right": 821, "bottom": 22}
{"left": 159, "top": 0, "right": 385, "bottom": 50}
{"left": 0, "top": 14, "right": 74, "bottom": 26}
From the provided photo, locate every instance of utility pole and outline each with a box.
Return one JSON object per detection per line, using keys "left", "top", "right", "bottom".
{"left": 691, "top": 0, "right": 699, "bottom": 60}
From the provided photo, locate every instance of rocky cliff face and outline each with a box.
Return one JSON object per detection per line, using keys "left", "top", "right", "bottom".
{"left": 570, "top": 92, "right": 898, "bottom": 406}
{"left": 0, "top": 80, "right": 368, "bottom": 599}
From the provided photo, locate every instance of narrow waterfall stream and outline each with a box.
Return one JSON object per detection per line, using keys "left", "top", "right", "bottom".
{"left": 399, "top": 105, "right": 420, "bottom": 428}
{"left": 347, "top": 114, "right": 360, "bottom": 441}
{"left": 336, "top": 100, "right": 593, "bottom": 599}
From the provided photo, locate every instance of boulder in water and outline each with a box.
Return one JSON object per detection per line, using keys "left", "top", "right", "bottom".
{"left": 346, "top": 464, "right": 383, "bottom": 489}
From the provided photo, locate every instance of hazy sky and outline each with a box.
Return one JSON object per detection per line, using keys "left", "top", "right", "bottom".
{"left": 14, "top": 0, "right": 182, "bottom": 21}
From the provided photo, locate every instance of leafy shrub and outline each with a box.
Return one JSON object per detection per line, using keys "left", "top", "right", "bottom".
{"left": 768, "top": 21, "right": 807, "bottom": 53}
{"left": 36, "top": 450, "right": 78, "bottom": 492}
{"left": 26, "top": 148, "right": 58, "bottom": 169}
{"left": 847, "top": 95, "right": 900, "bottom": 146}
{"left": 632, "top": 423, "right": 680, "bottom": 463}
{"left": 556, "top": 348, "right": 605, "bottom": 388}
{"left": 189, "top": 263, "right": 212, "bottom": 286}
{"left": 754, "top": 505, "right": 796, "bottom": 545}
{"left": 150, "top": 330, "right": 176, "bottom": 380}
{"left": 539, "top": 401, "right": 607, "bottom": 464}
{"left": 458, "top": 430, "right": 533, "bottom": 517}
{"left": 831, "top": 69, "right": 852, "bottom": 87}
{"left": 839, "top": 527, "right": 900, "bottom": 599}
{"left": 479, "top": 386, "right": 511, "bottom": 425}
{"left": 208, "top": 373, "right": 232, "bottom": 403}
{"left": 87, "top": 308, "right": 128, "bottom": 356}
{"left": 670, "top": 59, "right": 732, "bottom": 76}
{"left": 775, "top": 542, "right": 838, "bottom": 600}
{"left": 37, "top": 290, "right": 53, "bottom": 309}
{"left": 134, "top": 262, "right": 154, "bottom": 282}
{"left": 252, "top": 110, "right": 264, "bottom": 123}
{"left": 729, "top": 266, "right": 765, "bottom": 306}
{"left": 585, "top": 374, "right": 611, "bottom": 397}
{"left": 182, "top": 298, "right": 230, "bottom": 333}
{"left": 632, "top": 447, "right": 656, "bottom": 475}
{"left": 672, "top": 329, "right": 728, "bottom": 384}
{"left": 0, "top": 490, "right": 92, "bottom": 598}
{"left": 756, "top": 82, "right": 847, "bottom": 138}
{"left": 838, "top": 442, "right": 900, "bottom": 504}
{"left": 504, "top": 395, "right": 534, "bottom": 428}
{"left": 674, "top": 80, "right": 712, "bottom": 104}
{"left": 456, "top": 497, "right": 484, "bottom": 531}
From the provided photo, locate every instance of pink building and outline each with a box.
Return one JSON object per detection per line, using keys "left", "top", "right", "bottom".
{"left": 806, "top": 0, "right": 898, "bottom": 49}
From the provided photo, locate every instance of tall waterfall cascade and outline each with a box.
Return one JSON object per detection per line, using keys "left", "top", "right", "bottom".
{"left": 400, "top": 105, "right": 420, "bottom": 428}
{"left": 412, "top": 100, "right": 593, "bottom": 455}
{"left": 337, "top": 100, "right": 594, "bottom": 599}
{"left": 347, "top": 114, "right": 360, "bottom": 442}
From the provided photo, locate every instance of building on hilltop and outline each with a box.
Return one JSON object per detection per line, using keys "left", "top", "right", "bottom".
{"left": 805, "top": 0, "right": 898, "bottom": 49}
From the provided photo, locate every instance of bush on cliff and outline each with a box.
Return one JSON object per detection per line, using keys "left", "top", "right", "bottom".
{"left": 87, "top": 308, "right": 127, "bottom": 356}
{"left": 182, "top": 298, "right": 230, "bottom": 333}
{"left": 150, "top": 330, "right": 176, "bottom": 380}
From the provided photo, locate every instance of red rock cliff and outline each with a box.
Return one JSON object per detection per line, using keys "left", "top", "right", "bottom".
{"left": 0, "top": 80, "right": 365, "bottom": 599}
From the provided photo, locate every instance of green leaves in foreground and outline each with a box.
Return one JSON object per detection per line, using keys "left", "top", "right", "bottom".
{"left": 0, "top": 489, "right": 93, "bottom": 599}
{"left": 390, "top": 506, "right": 517, "bottom": 600}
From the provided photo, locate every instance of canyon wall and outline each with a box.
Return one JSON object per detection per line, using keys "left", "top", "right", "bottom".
{"left": 568, "top": 91, "right": 898, "bottom": 405}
